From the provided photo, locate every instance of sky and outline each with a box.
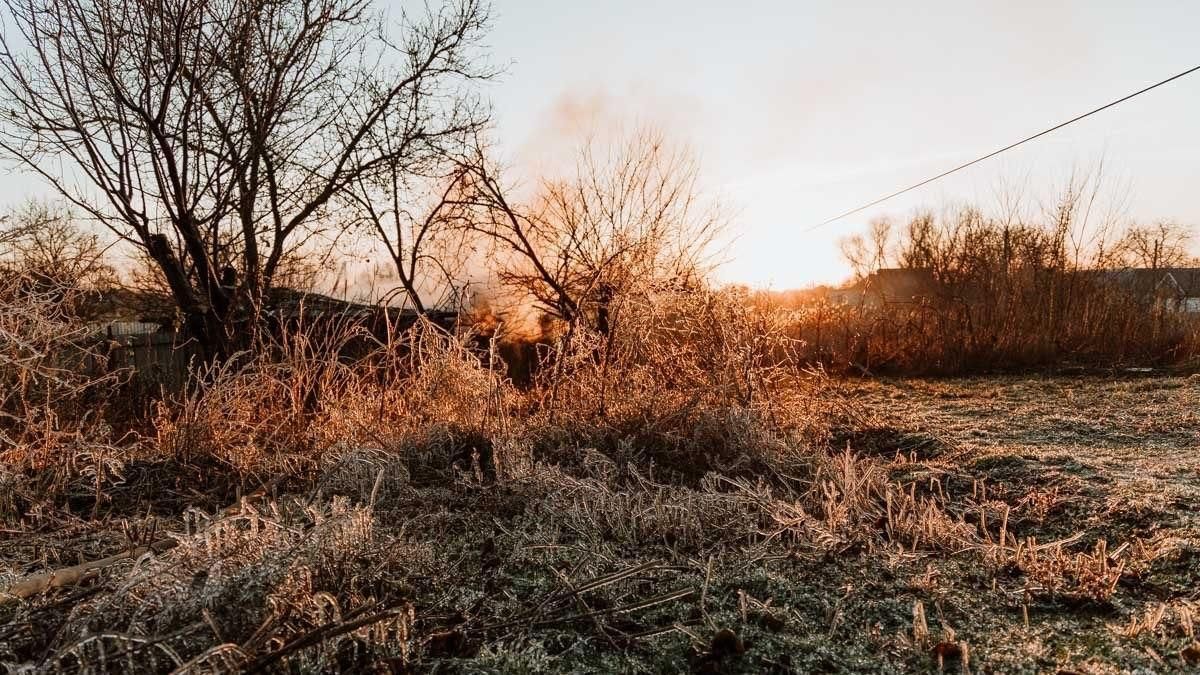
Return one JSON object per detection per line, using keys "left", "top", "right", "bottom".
{"left": 2, "top": 1, "right": 1197, "bottom": 290}
{"left": 473, "top": 0, "right": 1200, "bottom": 287}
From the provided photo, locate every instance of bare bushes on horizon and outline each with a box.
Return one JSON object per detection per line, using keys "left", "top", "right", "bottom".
{"left": 785, "top": 190, "right": 1200, "bottom": 375}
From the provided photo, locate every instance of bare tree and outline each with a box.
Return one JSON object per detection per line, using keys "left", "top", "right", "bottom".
{"left": 0, "top": 199, "right": 119, "bottom": 319}
{"left": 347, "top": 138, "right": 477, "bottom": 314}
{"left": 1, "top": 200, "right": 114, "bottom": 286}
{"left": 1113, "top": 221, "right": 1195, "bottom": 270}
{"left": 0, "top": 0, "right": 492, "bottom": 355}
{"left": 840, "top": 216, "right": 893, "bottom": 280}
{"left": 459, "top": 127, "right": 723, "bottom": 339}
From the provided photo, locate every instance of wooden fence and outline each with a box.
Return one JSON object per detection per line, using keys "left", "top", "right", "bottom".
{"left": 86, "top": 330, "right": 201, "bottom": 391}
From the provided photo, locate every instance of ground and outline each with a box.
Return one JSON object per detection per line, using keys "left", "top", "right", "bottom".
{"left": 831, "top": 375, "right": 1200, "bottom": 673}
{"left": 2, "top": 375, "right": 1199, "bottom": 673}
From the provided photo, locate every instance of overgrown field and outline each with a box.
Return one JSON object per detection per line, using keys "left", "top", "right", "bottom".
{"left": 3, "top": 364, "right": 1198, "bottom": 673}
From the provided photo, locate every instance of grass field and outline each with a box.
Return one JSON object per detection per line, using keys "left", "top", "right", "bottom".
{"left": 2, "top": 374, "right": 1198, "bottom": 673}
{"left": 834, "top": 375, "right": 1200, "bottom": 673}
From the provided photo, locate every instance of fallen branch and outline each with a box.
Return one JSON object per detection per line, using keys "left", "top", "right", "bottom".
{"left": 244, "top": 603, "right": 408, "bottom": 673}
{"left": 1, "top": 477, "right": 285, "bottom": 606}
{"left": 1, "top": 539, "right": 176, "bottom": 604}
{"left": 475, "top": 585, "right": 696, "bottom": 635}
{"left": 552, "top": 566, "right": 623, "bottom": 649}
{"left": 530, "top": 587, "right": 697, "bottom": 629}
{"left": 524, "top": 560, "right": 665, "bottom": 620}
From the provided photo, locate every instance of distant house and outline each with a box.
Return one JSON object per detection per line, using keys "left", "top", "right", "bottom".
{"left": 264, "top": 288, "right": 457, "bottom": 334}
{"left": 1097, "top": 268, "right": 1200, "bottom": 313}
{"left": 101, "top": 321, "right": 165, "bottom": 338}
{"left": 84, "top": 289, "right": 459, "bottom": 387}
{"left": 827, "top": 268, "right": 938, "bottom": 308}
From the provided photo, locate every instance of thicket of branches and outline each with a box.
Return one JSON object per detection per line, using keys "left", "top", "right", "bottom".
{"left": 806, "top": 179, "right": 1200, "bottom": 374}
{"left": 457, "top": 128, "right": 723, "bottom": 340}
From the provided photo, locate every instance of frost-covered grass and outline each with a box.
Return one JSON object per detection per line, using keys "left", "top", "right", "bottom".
{"left": 3, "top": 280, "right": 1199, "bottom": 672}
{"left": 3, "top": 375, "right": 1197, "bottom": 673}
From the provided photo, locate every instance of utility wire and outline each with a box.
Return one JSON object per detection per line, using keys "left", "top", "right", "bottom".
{"left": 807, "top": 63, "right": 1200, "bottom": 232}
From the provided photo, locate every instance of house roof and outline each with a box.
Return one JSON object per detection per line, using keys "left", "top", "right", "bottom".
{"left": 263, "top": 288, "right": 457, "bottom": 328}
{"left": 863, "top": 268, "right": 937, "bottom": 300}
{"left": 1160, "top": 269, "right": 1200, "bottom": 296}
{"left": 1095, "top": 268, "right": 1200, "bottom": 297}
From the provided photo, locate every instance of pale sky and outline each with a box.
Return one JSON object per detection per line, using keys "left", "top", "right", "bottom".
{"left": 2, "top": 1, "right": 1197, "bottom": 289}
{"left": 477, "top": 0, "right": 1200, "bottom": 287}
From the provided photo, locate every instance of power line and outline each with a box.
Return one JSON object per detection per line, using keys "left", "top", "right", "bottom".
{"left": 806, "top": 63, "right": 1200, "bottom": 233}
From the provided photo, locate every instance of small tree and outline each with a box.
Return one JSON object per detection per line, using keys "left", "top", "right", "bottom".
{"left": 840, "top": 217, "right": 894, "bottom": 280}
{"left": 1, "top": 200, "right": 115, "bottom": 290}
{"left": 460, "top": 127, "right": 723, "bottom": 340}
{"left": 1114, "top": 221, "right": 1194, "bottom": 270}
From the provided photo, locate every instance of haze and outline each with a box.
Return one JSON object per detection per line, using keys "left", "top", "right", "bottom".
{"left": 479, "top": 0, "right": 1200, "bottom": 287}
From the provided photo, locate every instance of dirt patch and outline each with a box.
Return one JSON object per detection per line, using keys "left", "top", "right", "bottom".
{"left": 830, "top": 424, "right": 955, "bottom": 460}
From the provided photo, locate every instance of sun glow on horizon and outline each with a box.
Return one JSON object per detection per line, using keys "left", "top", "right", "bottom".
{"left": 482, "top": 1, "right": 1200, "bottom": 289}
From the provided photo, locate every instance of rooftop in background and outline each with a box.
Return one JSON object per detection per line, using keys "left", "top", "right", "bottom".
{"left": 264, "top": 288, "right": 457, "bottom": 326}
{"left": 827, "top": 268, "right": 938, "bottom": 307}
{"left": 1097, "top": 268, "right": 1200, "bottom": 297}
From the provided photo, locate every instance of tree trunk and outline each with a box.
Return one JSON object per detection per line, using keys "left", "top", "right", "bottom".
{"left": 146, "top": 234, "right": 234, "bottom": 361}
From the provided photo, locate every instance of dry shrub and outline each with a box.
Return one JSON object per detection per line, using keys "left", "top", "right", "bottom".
{"left": 985, "top": 536, "right": 1176, "bottom": 604}
{"left": 0, "top": 276, "right": 115, "bottom": 454}
{"left": 154, "top": 319, "right": 510, "bottom": 478}
{"left": 1008, "top": 538, "right": 1126, "bottom": 603}
{"left": 29, "top": 496, "right": 425, "bottom": 672}
{"left": 315, "top": 445, "right": 414, "bottom": 506}
{"left": 522, "top": 466, "right": 779, "bottom": 551}
{"left": 0, "top": 274, "right": 128, "bottom": 520}
{"left": 511, "top": 445, "right": 975, "bottom": 561}
{"left": 522, "top": 286, "right": 829, "bottom": 481}
{"left": 781, "top": 205, "right": 1200, "bottom": 374}
{"left": 787, "top": 290, "right": 1200, "bottom": 376}
{"left": 770, "top": 449, "right": 976, "bottom": 554}
{"left": 152, "top": 340, "right": 343, "bottom": 474}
